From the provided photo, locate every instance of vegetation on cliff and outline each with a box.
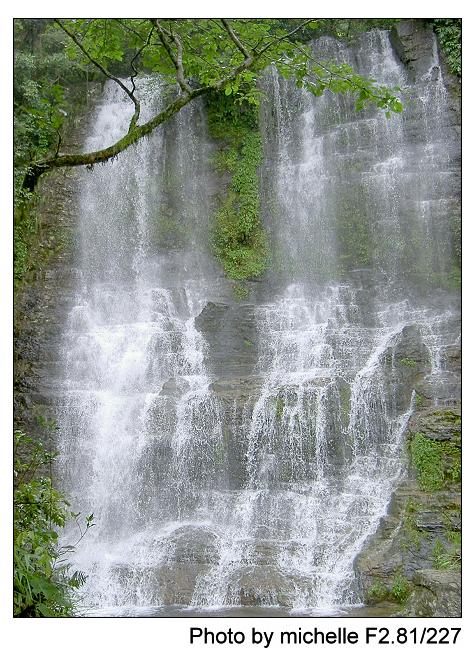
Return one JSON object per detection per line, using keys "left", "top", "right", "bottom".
{"left": 14, "top": 19, "right": 90, "bottom": 286}
{"left": 432, "top": 19, "right": 461, "bottom": 77}
{"left": 14, "top": 429, "right": 93, "bottom": 616}
{"left": 207, "top": 90, "right": 268, "bottom": 282}
{"left": 409, "top": 411, "right": 461, "bottom": 492}
{"left": 359, "top": 407, "right": 461, "bottom": 615}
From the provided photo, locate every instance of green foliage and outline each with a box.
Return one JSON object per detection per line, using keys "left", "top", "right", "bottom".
{"left": 410, "top": 433, "right": 445, "bottom": 491}
{"left": 433, "top": 19, "right": 461, "bottom": 77}
{"left": 366, "top": 580, "right": 389, "bottom": 605}
{"left": 410, "top": 432, "right": 461, "bottom": 492}
{"left": 365, "top": 572, "right": 412, "bottom": 606}
{"left": 414, "top": 393, "right": 424, "bottom": 408}
{"left": 62, "top": 19, "right": 402, "bottom": 110}
{"left": 14, "top": 430, "right": 92, "bottom": 617}
{"left": 233, "top": 283, "right": 250, "bottom": 300}
{"left": 432, "top": 533, "right": 461, "bottom": 570}
{"left": 401, "top": 499, "right": 424, "bottom": 551}
{"left": 391, "top": 572, "right": 411, "bottom": 603}
{"left": 207, "top": 88, "right": 260, "bottom": 140}
{"left": 14, "top": 20, "right": 87, "bottom": 201}
{"left": 399, "top": 357, "right": 417, "bottom": 367}
{"left": 14, "top": 19, "right": 89, "bottom": 286}
{"left": 209, "top": 91, "right": 269, "bottom": 281}
{"left": 56, "top": 19, "right": 403, "bottom": 117}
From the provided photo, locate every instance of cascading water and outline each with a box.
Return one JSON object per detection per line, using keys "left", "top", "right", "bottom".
{"left": 58, "top": 79, "right": 227, "bottom": 611}
{"left": 57, "top": 27, "right": 460, "bottom": 616}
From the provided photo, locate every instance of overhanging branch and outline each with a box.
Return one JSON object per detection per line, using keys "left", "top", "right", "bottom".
{"left": 221, "top": 19, "right": 252, "bottom": 62}
{"left": 23, "top": 18, "right": 317, "bottom": 192}
{"left": 129, "top": 26, "right": 154, "bottom": 96}
{"left": 55, "top": 19, "right": 141, "bottom": 132}
{"left": 152, "top": 19, "right": 192, "bottom": 94}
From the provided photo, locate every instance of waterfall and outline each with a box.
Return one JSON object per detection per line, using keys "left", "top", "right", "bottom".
{"left": 58, "top": 79, "right": 227, "bottom": 610}
{"left": 56, "top": 29, "right": 460, "bottom": 616}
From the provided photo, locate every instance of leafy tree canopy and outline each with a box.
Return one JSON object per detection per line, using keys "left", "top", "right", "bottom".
{"left": 16, "top": 18, "right": 404, "bottom": 192}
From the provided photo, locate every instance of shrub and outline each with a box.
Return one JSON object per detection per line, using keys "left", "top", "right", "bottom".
{"left": 391, "top": 573, "right": 411, "bottom": 603}
{"left": 14, "top": 430, "right": 92, "bottom": 616}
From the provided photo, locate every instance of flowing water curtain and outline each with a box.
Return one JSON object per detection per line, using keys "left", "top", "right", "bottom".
{"left": 58, "top": 79, "right": 226, "bottom": 608}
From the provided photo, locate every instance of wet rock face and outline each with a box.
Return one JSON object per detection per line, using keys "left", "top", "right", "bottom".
{"left": 382, "top": 324, "right": 432, "bottom": 415}
{"left": 404, "top": 570, "right": 461, "bottom": 617}
{"left": 390, "top": 21, "right": 438, "bottom": 81}
{"left": 195, "top": 299, "right": 262, "bottom": 490}
{"left": 354, "top": 406, "right": 461, "bottom": 617}
{"left": 14, "top": 168, "right": 81, "bottom": 453}
{"left": 234, "top": 565, "right": 294, "bottom": 607}
{"left": 195, "top": 301, "right": 259, "bottom": 379}
{"left": 412, "top": 409, "right": 461, "bottom": 442}
{"left": 14, "top": 94, "right": 97, "bottom": 447}
{"left": 390, "top": 20, "right": 461, "bottom": 115}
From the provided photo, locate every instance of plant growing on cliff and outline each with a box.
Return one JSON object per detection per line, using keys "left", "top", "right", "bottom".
{"left": 432, "top": 534, "right": 461, "bottom": 571}
{"left": 365, "top": 580, "right": 389, "bottom": 605}
{"left": 14, "top": 430, "right": 93, "bottom": 616}
{"left": 399, "top": 357, "right": 418, "bottom": 367}
{"left": 17, "top": 18, "right": 403, "bottom": 192}
{"left": 409, "top": 432, "right": 461, "bottom": 492}
{"left": 390, "top": 572, "right": 412, "bottom": 603}
{"left": 208, "top": 90, "right": 269, "bottom": 280}
{"left": 410, "top": 433, "right": 445, "bottom": 491}
{"left": 432, "top": 19, "right": 461, "bottom": 77}
{"left": 365, "top": 573, "right": 412, "bottom": 606}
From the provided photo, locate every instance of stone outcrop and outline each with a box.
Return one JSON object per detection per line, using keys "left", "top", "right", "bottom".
{"left": 403, "top": 569, "right": 461, "bottom": 617}
{"left": 354, "top": 406, "right": 461, "bottom": 616}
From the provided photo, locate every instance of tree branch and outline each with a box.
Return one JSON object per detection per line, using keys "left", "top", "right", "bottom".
{"left": 221, "top": 19, "right": 251, "bottom": 62}
{"left": 256, "top": 19, "right": 314, "bottom": 57}
{"left": 55, "top": 19, "right": 141, "bottom": 132}
{"left": 23, "top": 18, "right": 317, "bottom": 192}
{"left": 23, "top": 85, "right": 209, "bottom": 191}
{"left": 129, "top": 25, "right": 154, "bottom": 96}
{"left": 152, "top": 19, "right": 192, "bottom": 94}
{"left": 54, "top": 130, "right": 62, "bottom": 158}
